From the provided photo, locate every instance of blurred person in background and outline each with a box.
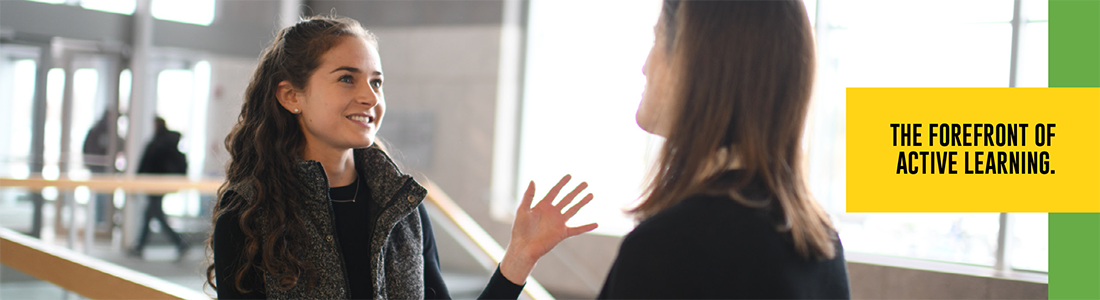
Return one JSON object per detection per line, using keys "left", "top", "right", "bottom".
{"left": 83, "top": 112, "right": 124, "bottom": 232}
{"left": 129, "top": 117, "right": 190, "bottom": 261}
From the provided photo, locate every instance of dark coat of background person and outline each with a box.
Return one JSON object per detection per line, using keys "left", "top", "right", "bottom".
{"left": 83, "top": 113, "right": 125, "bottom": 225}
{"left": 138, "top": 126, "right": 187, "bottom": 175}
{"left": 131, "top": 119, "right": 189, "bottom": 258}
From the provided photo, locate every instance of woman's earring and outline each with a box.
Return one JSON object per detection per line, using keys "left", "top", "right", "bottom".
{"left": 294, "top": 108, "right": 299, "bottom": 113}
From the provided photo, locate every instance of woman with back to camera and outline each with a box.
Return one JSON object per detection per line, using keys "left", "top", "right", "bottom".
{"left": 207, "top": 15, "right": 598, "bottom": 299}
{"left": 598, "top": 0, "right": 853, "bottom": 296}
{"left": 490, "top": 0, "right": 849, "bottom": 294}
{"left": 597, "top": 0, "right": 851, "bottom": 298}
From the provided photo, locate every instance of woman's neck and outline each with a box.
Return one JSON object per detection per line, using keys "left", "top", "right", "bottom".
{"left": 301, "top": 146, "right": 357, "bottom": 188}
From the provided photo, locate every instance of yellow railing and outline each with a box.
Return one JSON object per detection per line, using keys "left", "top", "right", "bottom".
{"left": 0, "top": 175, "right": 554, "bottom": 300}
{"left": 0, "top": 227, "right": 210, "bottom": 299}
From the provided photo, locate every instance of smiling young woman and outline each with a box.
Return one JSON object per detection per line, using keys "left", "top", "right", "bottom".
{"left": 207, "top": 15, "right": 597, "bottom": 299}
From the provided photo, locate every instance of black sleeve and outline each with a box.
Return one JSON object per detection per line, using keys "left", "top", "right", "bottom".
{"left": 214, "top": 196, "right": 266, "bottom": 299}
{"left": 420, "top": 204, "right": 452, "bottom": 299}
{"left": 477, "top": 266, "right": 525, "bottom": 299}
{"left": 419, "top": 203, "right": 523, "bottom": 299}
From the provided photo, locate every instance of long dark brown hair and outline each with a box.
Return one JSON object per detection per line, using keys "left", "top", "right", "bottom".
{"left": 205, "top": 15, "right": 376, "bottom": 293}
{"left": 632, "top": 0, "right": 837, "bottom": 260}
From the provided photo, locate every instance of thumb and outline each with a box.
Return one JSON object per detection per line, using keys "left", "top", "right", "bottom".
{"left": 566, "top": 223, "right": 599, "bottom": 237}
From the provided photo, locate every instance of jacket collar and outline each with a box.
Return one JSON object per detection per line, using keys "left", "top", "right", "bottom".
{"left": 294, "top": 146, "right": 413, "bottom": 207}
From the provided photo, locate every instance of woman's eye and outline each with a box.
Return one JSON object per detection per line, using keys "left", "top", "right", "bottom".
{"left": 371, "top": 80, "right": 382, "bottom": 89}
{"left": 339, "top": 75, "right": 354, "bottom": 83}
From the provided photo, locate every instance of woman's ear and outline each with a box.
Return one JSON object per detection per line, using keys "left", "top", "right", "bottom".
{"left": 276, "top": 80, "right": 301, "bottom": 114}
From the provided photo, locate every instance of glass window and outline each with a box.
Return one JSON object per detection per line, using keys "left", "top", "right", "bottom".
{"left": 26, "top": 0, "right": 67, "bottom": 4}
{"left": 80, "top": 0, "right": 135, "bottom": 15}
{"left": 517, "top": 0, "right": 663, "bottom": 235}
{"left": 1016, "top": 22, "right": 1047, "bottom": 87}
{"left": 153, "top": 62, "right": 210, "bottom": 217}
{"left": 0, "top": 59, "right": 37, "bottom": 178}
{"left": 1010, "top": 213, "right": 1048, "bottom": 272}
{"left": 152, "top": 0, "right": 216, "bottom": 26}
{"left": 809, "top": 0, "right": 1047, "bottom": 271}
{"left": 513, "top": 0, "right": 1047, "bottom": 274}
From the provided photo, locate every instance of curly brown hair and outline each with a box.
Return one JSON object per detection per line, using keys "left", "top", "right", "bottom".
{"left": 205, "top": 15, "right": 376, "bottom": 294}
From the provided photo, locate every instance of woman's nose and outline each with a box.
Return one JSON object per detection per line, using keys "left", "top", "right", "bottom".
{"left": 357, "top": 86, "right": 379, "bottom": 106}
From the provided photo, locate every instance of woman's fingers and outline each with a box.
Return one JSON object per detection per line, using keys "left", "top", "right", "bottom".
{"left": 518, "top": 181, "right": 535, "bottom": 212}
{"left": 566, "top": 223, "right": 599, "bottom": 237}
{"left": 563, "top": 193, "right": 594, "bottom": 219}
{"left": 555, "top": 181, "right": 588, "bottom": 210}
{"left": 538, "top": 174, "right": 572, "bottom": 208}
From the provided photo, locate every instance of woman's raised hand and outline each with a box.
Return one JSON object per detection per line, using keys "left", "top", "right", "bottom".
{"left": 500, "top": 174, "right": 598, "bottom": 285}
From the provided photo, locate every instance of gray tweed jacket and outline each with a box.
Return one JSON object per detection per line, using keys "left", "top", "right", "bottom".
{"left": 226, "top": 146, "right": 428, "bottom": 299}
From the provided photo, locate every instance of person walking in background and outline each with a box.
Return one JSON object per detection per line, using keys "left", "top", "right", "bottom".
{"left": 129, "top": 117, "right": 190, "bottom": 261}
{"left": 83, "top": 112, "right": 124, "bottom": 232}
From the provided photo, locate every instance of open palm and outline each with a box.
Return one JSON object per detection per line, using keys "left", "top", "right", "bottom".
{"left": 501, "top": 174, "right": 598, "bottom": 284}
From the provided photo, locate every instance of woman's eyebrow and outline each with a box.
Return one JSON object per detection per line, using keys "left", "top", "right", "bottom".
{"left": 329, "top": 66, "right": 382, "bottom": 77}
{"left": 330, "top": 66, "right": 361, "bottom": 74}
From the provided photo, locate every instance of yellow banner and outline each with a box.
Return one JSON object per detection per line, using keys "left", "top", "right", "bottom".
{"left": 846, "top": 88, "right": 1100, "bottom": 212}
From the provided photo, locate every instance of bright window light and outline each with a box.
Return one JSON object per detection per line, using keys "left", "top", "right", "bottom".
{"left": 80, "top": 0, "right": 135, "bottom": 15}
{"left": 518, "top": 0, "right": 662, "bottom": 235}
{"left": 44, "top": 68, "right": 65, "bottom": 172}
{"left": 2, "top": 59, "right": 37, "bottom": 179}
{"left": 156, "top": 69, "right": 193, "bottom": 140}
{"left": 70, "top": 68, "right": 99, "bottom": 174}
{"left": 806, "top": 0, "right": 1047, "bottom": 270}
{"left": 152, "top": 0, "right": 216, "bottom": 26}
{"left": 27, "top": 0, "right": 66, "bottom": 4}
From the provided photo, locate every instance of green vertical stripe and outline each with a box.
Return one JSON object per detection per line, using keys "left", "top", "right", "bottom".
{"left": 1049, "top": 0, "right": 1100, "bottom": 299}
{"left": 1049, "top": 0, "right": 1100, "bottom": 88}
{"left": 1049, "top": 214, "right": 1100, "bottom": 299}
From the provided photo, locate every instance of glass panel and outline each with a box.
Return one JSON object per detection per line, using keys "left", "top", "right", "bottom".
{"left": 0, "top": 268, "right": 69, "bottom": 299}
{"left": 43, "top": 68, "right": 65, "bottom": 179}
{"left": 837, "top": 213, "right": 1001, "bottom": 266}
{"left": 0, "top": 59, "right": 37, "bottom": 178}
{"left": 1010, "top": 213, "right": 1048, "bottom": 272}
{"left": 0, "top": 188, "right": 36, "bottom": 232}
{"left": 828, "top": 24, "right": 1012, "bottom": 87}
{"left": 80, "top": 0, "right": 135, "bottom": 15}
{"left": 519, "top": 0, "right": 662, "bottom": 235}
{"left": 119, "top": 69, "right": 131, "bottom": 114}
{"left": 152, "top": 0, "right": 216, "bottom": 26}
{"left": 155, "top": 69, "right": 193, "bottom": 141}
{"left": 825, "top": 0, "right": 1014, "bottom": 26}
{"left": 1016, "top": 22, "right": 1048, "bottom": 87}
{"left": 69, "top": 68, "right": 99, "bottom": 177}
{"left": 1024, "top": 0, "right": 1048, "bottom": 21}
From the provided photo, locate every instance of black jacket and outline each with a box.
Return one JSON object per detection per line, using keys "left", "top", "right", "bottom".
{"left": 137, "top": 129, "right": 186, "bottom": 174}
{"left": 598, "top": 172, "right": 851, "bottom": 299}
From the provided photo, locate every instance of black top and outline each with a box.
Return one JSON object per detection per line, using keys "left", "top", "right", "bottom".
{"left": 597, "top": 171, "right": 851, "bottom": 299}
{"left": 329, "top": 177, "right": 378, "bottom": 299}
{"left": 214, "top": 177, "right": 524, "bottom": 299}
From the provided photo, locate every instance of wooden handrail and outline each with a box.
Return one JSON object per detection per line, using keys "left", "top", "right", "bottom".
{"left": 0, "top": 227, "right": 210, "bottom": 299}
{"left": 422, "top": 179, "right": 555, "bottom": 300}
{"left": 0, "top": 175, "right": 222, "bottom": 194}
{"left": 1, "top": 175, "right": 557, "bottom": 299}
